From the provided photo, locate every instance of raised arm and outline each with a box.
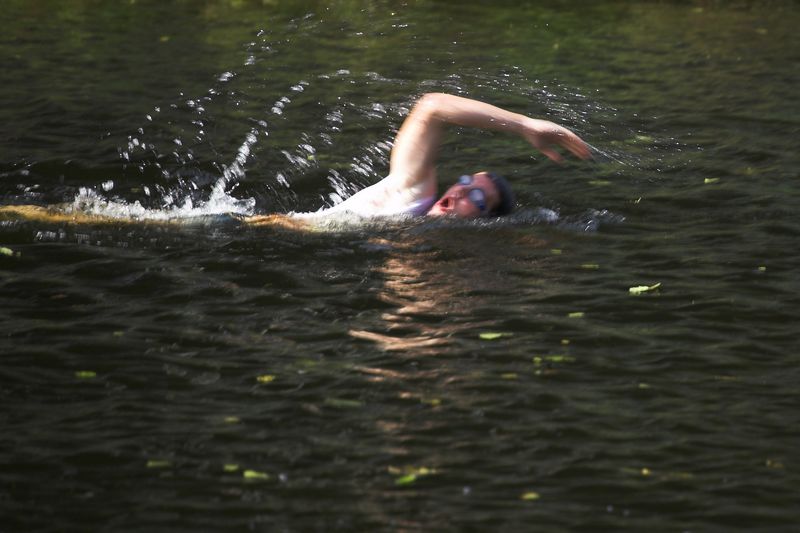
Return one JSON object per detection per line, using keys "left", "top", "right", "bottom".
{"left": 389, "top": 93, "right": 591, "bottom": 193}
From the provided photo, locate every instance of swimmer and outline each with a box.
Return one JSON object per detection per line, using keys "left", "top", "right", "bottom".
{"left": 248, "top": 93, "right": 590, "bottom": 228}
{"left": 0, "top": 93, "right": 590, "bottom": 228}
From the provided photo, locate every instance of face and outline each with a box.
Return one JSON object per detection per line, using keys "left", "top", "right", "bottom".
{"left": 427, "top": 171, "right": 501, "bottom": 218}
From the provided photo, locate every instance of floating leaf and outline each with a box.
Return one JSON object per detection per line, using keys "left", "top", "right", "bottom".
{"left": 581, "top": 263, "right": 600, "bottom": 270}
{"left": 395, "top": 474, "right": 417, "bottom": 486}
{"left": 324, "top": 397, "right": 363, "bottom": 409}
{"left": 588, "top": 180, "right": 611, "bottom": 186}
{"left": 0, "top": 246, "right": 19, "bottom": 257}
{"left": 256, "top": 374, "right": 275, "bottom": 383}
{"left": 703, "top": 178, "right": 720, "bottom": 184}
{"left": 391, "top": 465, "right": 435, "bottom": 486}
{"left": 568, "top": 312, "right": 584, "bottom": 318}
{"left": 479, "top": 332, "right": 507, "bottom": 340}
{"left": 520, "top": 491, "right": 541, "bottom": 501}
{"left": 550, "top": 249, "right": 563, "bottom": 255}
{"left": 766, "top": 459, "right": 784, "bottom": 469}
{"left": 545, "top": 355, "right": 575, "bottom": 363}
{"left": 638, "top": 383, "right": 651, "bottom": 389}
{"left": 243, "top": 469, "right": 270, "bottom": 481}
{"left": 533, "top": 355, "right": 575, "bottom": 365}
{"left": 224, "top": 416, "right": 240, "bottom": 424}
{"left": 501, "top": 373, "right": 518, "bottom": 380}
{"left": 625, "top": 135, "right": 653, "bottom": 145}
{"left": 622, "top": 466, "right": 691, "bottom": 481}
{"left": 421, "top": 398, "right": 441, "bottom": 407}
{"left": 146, "top": 459, "right": 171, "bottom": 469}
{"left": 629, "top": 282, "right": 661, "bottom": 295}
{"left": 740, "top": 167, "right": 757, "bottom": 176}
{"left": 757, "top": 266, "right": 767, "bottom": 272}
{"left": 75, "top": 370, "right": 97, "bottom": 379}
{"left": 223, "top": 464, "right": 239, "bottom": 473}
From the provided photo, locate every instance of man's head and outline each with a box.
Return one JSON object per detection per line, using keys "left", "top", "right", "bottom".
{"left": 427, "top": 171, "right": 515, "bottom": 218}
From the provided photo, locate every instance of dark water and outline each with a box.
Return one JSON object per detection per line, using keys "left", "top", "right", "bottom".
{"left": 2, "top": 1, "right": 799, "bottom": 530}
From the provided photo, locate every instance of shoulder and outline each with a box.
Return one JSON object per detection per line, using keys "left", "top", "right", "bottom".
{"left": 328, "top": 174, "right": 436, "bottom": 217}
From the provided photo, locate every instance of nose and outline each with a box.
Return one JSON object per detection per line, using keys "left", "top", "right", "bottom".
{"left": 441, "top": 188, "right": 465, "bottom": 208}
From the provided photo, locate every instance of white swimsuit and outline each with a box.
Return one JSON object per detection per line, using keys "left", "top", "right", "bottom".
{"left": 295, "top": 174, "right": 435, "bottom": 219}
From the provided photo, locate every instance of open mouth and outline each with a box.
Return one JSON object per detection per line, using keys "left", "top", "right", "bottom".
{"left": 438, "top": 196, "right": 454, "bottom": 209}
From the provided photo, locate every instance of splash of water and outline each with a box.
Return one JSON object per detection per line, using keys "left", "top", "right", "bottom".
{"left": 71, "top": 22, "right": 634, "bottom": 226}
{"left": 69, "top": 186, "right": 254, "bottom": 221}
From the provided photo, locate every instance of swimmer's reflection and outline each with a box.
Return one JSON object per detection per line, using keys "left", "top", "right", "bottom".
{"left": 344, "top": 228, "right": 551, "bottom": 526}
{"left": 349, "top": 228, "right": 550, "bottom": 356}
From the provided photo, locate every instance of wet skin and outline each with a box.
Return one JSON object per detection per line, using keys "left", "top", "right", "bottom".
{"left": 427, "top": 171, "right": 500, "bottom": 218}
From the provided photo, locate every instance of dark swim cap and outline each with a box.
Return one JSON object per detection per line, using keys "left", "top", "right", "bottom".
{"left": 487, "top": 172, "right": 515, "bottom": 216}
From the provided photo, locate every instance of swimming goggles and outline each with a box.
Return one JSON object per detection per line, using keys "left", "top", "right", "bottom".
{"left": 457, "top": 175, "right": 487, "bottom": 213}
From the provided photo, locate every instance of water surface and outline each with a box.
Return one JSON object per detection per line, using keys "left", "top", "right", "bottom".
{"left": 2, "top": 1, "right": 799, "bottom": 531}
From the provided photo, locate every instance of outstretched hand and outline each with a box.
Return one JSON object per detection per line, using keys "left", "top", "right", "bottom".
{"left": 522, "top": 118, "right": 591, "bottom": 163}
{"left": 388, "top": 93, "right": 593, "bottom": 194}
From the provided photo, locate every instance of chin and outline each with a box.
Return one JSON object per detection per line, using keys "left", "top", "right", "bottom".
{"left": 426, "top": 209, "right": 475, "bottom": 219}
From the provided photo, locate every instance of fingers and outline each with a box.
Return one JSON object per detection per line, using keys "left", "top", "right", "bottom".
{"left": 540, "top": 136, "right": 581, "bottom": 162}
{"left": 531, "top": 137, "right": 564, "bottom": 163}
{"left": 564, "top": 132, "right": 592, "bottom": 160}
{"left": 564, "top": 140, "right": 591, "bottom": 160}
{"left": 540, "top": 147, "right": 563, "bottom": 163}
{"left": 528, "top": 122, "right": 592, "bottom": 162}
{"left": 544, "top": 134, "right": 591, "bottom": 162}
{"left": 552, "top": 126, "right": 591, "bottom": 160}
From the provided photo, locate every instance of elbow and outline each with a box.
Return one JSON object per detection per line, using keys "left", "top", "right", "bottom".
{"left": 417, "top": 92, "right": 448, "bottom": 104}
{"left": 414, "top": 93, "right": 448, "bottom": 114}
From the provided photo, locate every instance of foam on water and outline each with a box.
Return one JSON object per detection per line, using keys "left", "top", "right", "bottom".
{"left": 69, "top": 186, "right": 255, "bottom": 221}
